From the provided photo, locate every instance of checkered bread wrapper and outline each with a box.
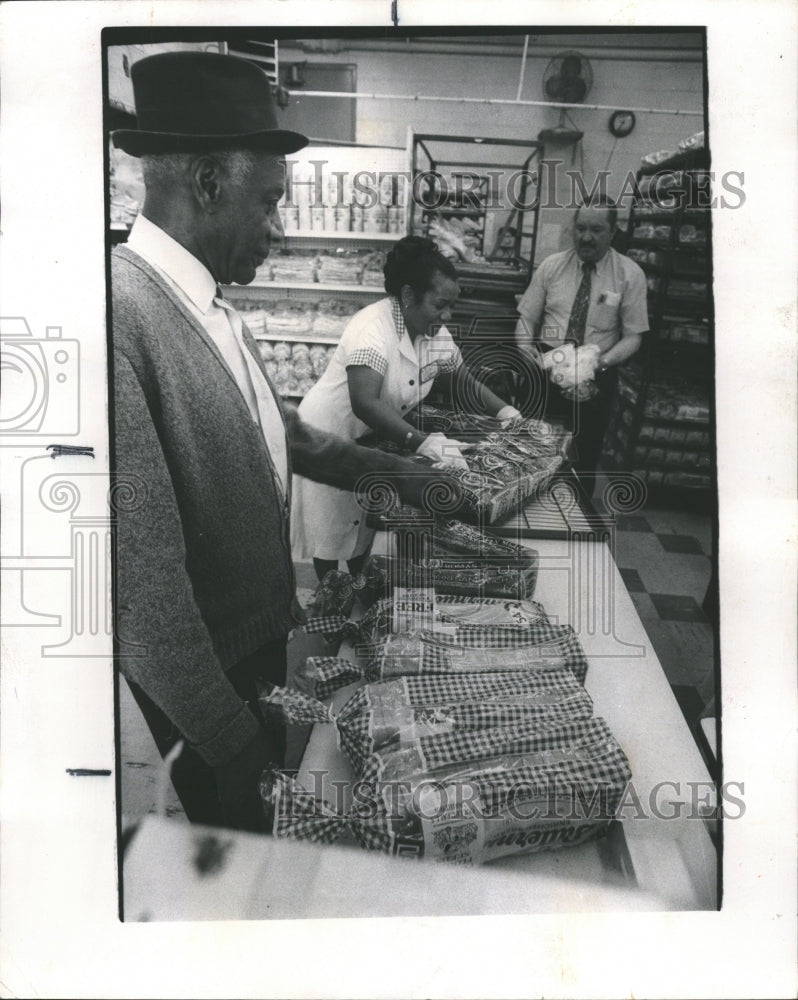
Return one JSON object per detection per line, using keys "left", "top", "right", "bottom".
{"left": 260, "top": 716, "right": 632, "bottom": 865}
{"left": 334, "top": 666, "right": 594, "bottom": 775}
{"left": 269, "top": 664, "right": 593, "bottom": 773}
{"left": 367, "top": 628, "right": 588, "bottom": 684}
{"left": 378, "top": 554, "right": 539, "bottom": 600}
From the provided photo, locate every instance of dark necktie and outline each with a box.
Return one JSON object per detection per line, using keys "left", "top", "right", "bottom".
{"left": 566, "top": 262, "right": 594, "bottom": 345}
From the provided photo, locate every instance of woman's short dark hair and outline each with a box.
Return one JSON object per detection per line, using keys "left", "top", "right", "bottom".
{"left": 383, "top": 235, "right": 458, "bottom": 298}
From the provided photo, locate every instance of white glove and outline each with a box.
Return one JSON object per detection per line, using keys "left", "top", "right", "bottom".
{"left": 416, "top": 432, "right": 470, "bottom": 470}
{"left": 496, "top": 405, "right": 521, "bottom": 426}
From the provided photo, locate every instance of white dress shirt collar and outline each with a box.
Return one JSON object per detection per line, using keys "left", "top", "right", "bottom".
{"left": 126, "top": 214, "right": 217, "bottom": 315}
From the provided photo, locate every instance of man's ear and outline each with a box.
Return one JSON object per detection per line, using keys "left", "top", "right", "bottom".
{"left": 190, "top": 155, "right": 224, "bottom": 214}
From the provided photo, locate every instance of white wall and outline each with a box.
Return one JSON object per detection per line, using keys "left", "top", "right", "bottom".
{"left": 280, "top": 33, "right": 706, "bottom": 263}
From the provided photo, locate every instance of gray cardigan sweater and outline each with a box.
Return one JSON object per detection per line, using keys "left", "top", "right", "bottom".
{"left": 112, "top": 245, "right": 449, "bottom": 766}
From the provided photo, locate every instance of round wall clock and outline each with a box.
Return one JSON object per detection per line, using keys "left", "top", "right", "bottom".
{"left": 609, "top": 110, "right": 636, "bottom": 138}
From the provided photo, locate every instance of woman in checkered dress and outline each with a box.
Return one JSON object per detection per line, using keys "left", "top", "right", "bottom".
{"left": 291, "top": 236, "right": 519, "bottom": 581}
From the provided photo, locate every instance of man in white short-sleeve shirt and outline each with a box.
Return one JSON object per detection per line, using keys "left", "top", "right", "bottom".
{"left": 514, "top": 196, "right": 649, "bottom": 473}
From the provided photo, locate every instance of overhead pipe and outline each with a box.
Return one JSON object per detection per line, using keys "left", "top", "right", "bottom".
{"left": 283, "top": 39, "right": 704, "bottom": 63}
{"left": 287, "top": 89, "right": 704, "bottom": 118}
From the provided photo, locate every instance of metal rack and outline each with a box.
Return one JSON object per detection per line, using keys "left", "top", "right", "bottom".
{"left": 408, "top": 132, "right": 542, "bottom": 408}
{"left": 409, "top": 132, "right": 542, "bottom": 291}
{"left": 603, "top": 146, "right": 714, "bottom": 495}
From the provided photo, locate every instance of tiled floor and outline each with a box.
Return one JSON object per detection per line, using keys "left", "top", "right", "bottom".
{"left": 119, "top": 493, "right": 718, "bottom": 824}
{"left": 594, "top": 486, "right": 717, "bottom": 748}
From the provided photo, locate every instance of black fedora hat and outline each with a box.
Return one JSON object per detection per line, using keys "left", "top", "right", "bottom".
{"left": 112, "top": 50, "right": 308, "bottom": 157}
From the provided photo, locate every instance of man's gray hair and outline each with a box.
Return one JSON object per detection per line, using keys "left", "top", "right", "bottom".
{"left": 141, "top": 148, "right": 259, "bottom": 188}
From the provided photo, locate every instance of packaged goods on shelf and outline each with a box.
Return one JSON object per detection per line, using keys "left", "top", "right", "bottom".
{"left": 631, "top": 196, "right": 678, "bottom": 215}
{"left": 643, "top": 377, "right": 710, "bottom": 423}
{"left": 427, "top": 215, "right": 485, "bottom": 263}
{"left": 363, "top": 204, "right": 389, "bottom": 234}
{"left": 361, "top": 249, "right": 388, "bottom": 286}
{"left": 109, "top": 146, "right": 145, "bottom": 229}
{"left": 295, "top": 377, "right": 316, "bottom": 397}
{"left": 316, "top": 250, "right": 365, "bottom": 285}
{"left": 110, "top": 194, "right": 140, "bottom": 229}
{"left": 653, "top": 170, "right": 685, "bottom": 192}
{"left": 641, "top": 148, "right": 678, "bottom": 169}
{"left": 663, "top": 470, "right": 712, "bottom": 489}
{"left": 678, "top": 130, "right": 705, "bottom": 152}
{"left": 678, "top": 224, "right": 707, "bottom": 245}
{"left": 273, "top": 361, "right": 299, "bottom": 396}
{"left": 627, "top": 248, "right": 666, "bottom": 267}
{"left": 663, "top": 322, "right": 709, "bottom": 346}
{"left": 255, "top": 338, "right": 338, "bottom": 396}
{"left": 312, "top": 298, "right": 359, "bottom": 337}
{"left": 243, "top": 308, "right": 269, "bottom": 337}
{"left": 267, "top": 299, "right": 315, "bottom": 335}
{"left": 388, "top": 206, "right": 404, "bottom": 234}
{"left": 668, "top": 279, "right": 707, "bottom": 299}
{"left": 632, "top": 223, "right": 672, "bottom": 242}
{"left": 281, "top": 205, "right": 300, "bottom": 232}
{"left": 633, "top": 445, "right": 707, "bottom": 469}
{"left": 267, "top": 250, "right": 319, "bottom": 283}
{"left": 638, "top": 423, "right": 690, "bottom": 445}
{"left": 309, "top": 343, "right": 336, "bottom": 376}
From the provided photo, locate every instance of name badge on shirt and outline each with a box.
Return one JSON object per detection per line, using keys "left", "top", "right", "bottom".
{"left": 420, "top": 360, "right": 441, "bottom": 384}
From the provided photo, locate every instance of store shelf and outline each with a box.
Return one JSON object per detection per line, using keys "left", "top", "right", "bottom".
{"left": 421, "top": 206, "right": 484, "bottom": 218}
{"left": 611, "top": 139, "right": 714, "bottom": 488}
{"left": 227, "top": 280, "right": 383, "bottom": 294}
{"left": 282, "top": 230, "right": 399, "bottom": 242}
{"left": 255, "top": 332, "right": 340, "bottom": 345}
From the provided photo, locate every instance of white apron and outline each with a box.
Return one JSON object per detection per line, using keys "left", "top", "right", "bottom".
{"left": 291, "top": 297, "right": 461, "bottom": 561}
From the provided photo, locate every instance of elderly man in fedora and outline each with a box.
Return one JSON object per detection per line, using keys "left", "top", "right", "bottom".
{"left": 111, "top": 51, "right": 452, "bottom": 833}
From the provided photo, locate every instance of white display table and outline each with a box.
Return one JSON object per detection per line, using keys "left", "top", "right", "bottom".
{"left": 297, "top": 536, "right": 717, "bottom": 913}
{"left": 123, "top": 537, "right": 717, "bottom": 920}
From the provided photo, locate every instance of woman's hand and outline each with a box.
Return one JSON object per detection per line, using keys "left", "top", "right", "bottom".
{"left": 496, "top": 404, "right": 522, "bottom": 426}
{"left": 416, "top": 432, "right": 470, "bottom": 469}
